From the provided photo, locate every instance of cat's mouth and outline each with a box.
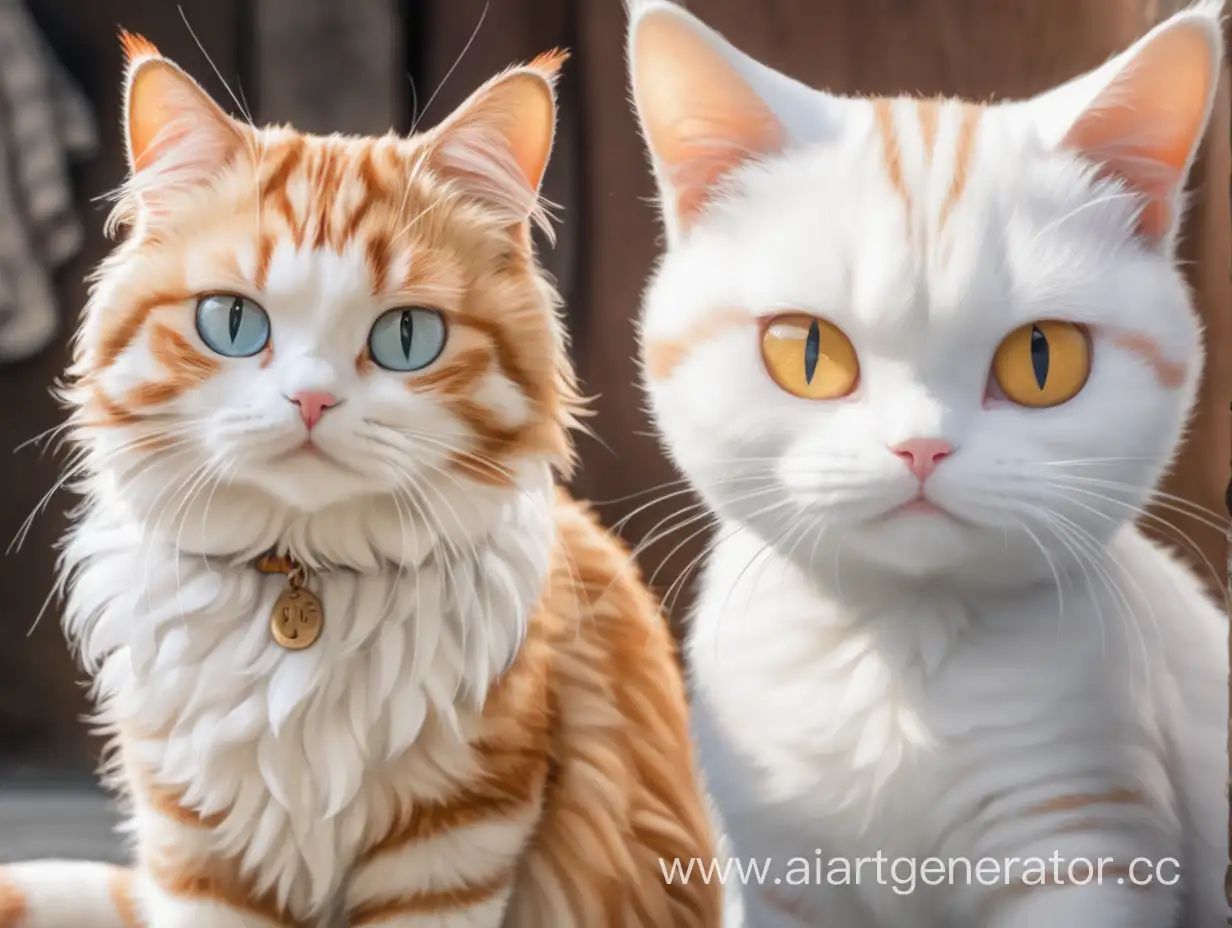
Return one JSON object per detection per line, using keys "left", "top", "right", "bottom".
{"left": 269, "top": 439, "right": 354, "bottom": 471}
{"left": 897, "top": 498, "right": 944, "bottom": 516}
{"left": 880, "top": 492, "right": 965, "bottom": 524}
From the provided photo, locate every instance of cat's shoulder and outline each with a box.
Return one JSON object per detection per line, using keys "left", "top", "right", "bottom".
{"left": 545, "top": 486, "right": 678, "bottom": 648}
{"left": 1110, "top": 524, "right": 1225, "bottom": 601}
{"left": 538, "top": 484, "right": 692, "bottom": 733}
{"left": 1109, "top": 523, "right": 1229, "bottom": 637}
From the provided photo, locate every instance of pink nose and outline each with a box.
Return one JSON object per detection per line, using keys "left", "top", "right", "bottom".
{"left": 891, "top": 438, "right": 953, "bottom": 483}
{"left": 289, "top": 391, "right": 339, "bottom": 430}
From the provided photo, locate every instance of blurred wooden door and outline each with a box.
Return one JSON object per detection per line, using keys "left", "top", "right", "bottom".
{"left": 0, "top": 0, "right": 244, "bottom": 768}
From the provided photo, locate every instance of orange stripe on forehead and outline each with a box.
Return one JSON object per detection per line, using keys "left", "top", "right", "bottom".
{"left": 340, "top": 149, "right": 380, "bottom": 244}
{"left": 311, "top": 146, "right": 344, "bottom": 250}
{"left": 260, "top": 138, "right": 305, "bottom": 247}
{"left": 872, "top": 98, "right": 911, "bottom": 221}
{"left": 916, "top": 98, "right": 941, "bottom": 163}
{"left": 938, "top": 102, "right": 982, "bottom": 233}
{"left": 642, "top": 307, "right": 752, "bottom": 382}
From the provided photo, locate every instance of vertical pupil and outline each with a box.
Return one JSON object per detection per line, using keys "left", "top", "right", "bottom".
{"left": 228, "top": 298, "right": 243, "bottom": 343}
{"left": 1030, "top": 326, "right": 1049, "bottom": 389}
{"left": 804, "top": 320, "right": 820, "bottom": 384}
{"left": 400, "top": 311, "right": 414, "bottom": 359}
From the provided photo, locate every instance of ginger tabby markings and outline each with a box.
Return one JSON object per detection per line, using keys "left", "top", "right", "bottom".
{"left": 0, "top": 33, "right": 720, "bottom": 928}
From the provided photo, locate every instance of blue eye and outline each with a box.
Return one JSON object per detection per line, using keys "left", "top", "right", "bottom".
{"left": 195, "top": 294, "right": 270, "bottom": 357}
{"left": 368, "top": 307, "right": 447, "bottom": 372}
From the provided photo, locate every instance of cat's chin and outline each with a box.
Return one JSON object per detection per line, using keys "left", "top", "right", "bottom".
{"left": 243, "top": 462, "right": 376, "bottom": 513}
{"left": 844, "top": 514, "right": 978, "bottom": 578}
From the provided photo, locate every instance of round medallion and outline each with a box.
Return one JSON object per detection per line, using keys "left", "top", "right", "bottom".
{"left": 270, "top": 586, "right": 324, "bottom": 650}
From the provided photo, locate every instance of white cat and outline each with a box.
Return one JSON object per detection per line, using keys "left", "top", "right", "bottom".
{"left": 626, "top": 1, "right": 1229, "bottom": 926}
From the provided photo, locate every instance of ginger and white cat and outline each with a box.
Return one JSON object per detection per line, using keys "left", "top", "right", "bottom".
{"left": 0, "top": 33, "right": 721, "bottom": 928}
{"left": 627, "top": 1, "right": 1229, "bottom": 926}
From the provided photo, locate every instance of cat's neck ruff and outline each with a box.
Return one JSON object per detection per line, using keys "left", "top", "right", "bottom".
{"left": 59, "top": 462, "right": 558, "bottom": 911}
{"left": 62, "top": 460, "right": 557, "bottom": 740}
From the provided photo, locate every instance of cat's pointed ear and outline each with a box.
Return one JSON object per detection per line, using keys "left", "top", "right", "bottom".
{"left": 121, "top": 31, "right": 246, "bottom": 216}
{"left": 627, "top": 2, "right": 786, "bottom": 240}
{"left": 424, "top": 50, "right": 566, "bottom": 237}
{"left": 1028, "top": 2, "right": 1225, "bottom": 245}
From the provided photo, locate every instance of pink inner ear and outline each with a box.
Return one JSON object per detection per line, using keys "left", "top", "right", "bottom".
{"left": 633, "top": 10, "right": 783, "bottom": 230}
{"left": 126, "top": 60, "right": 241, "bottom": 176}
{"left": 1060, "top": 22, "right": 1217, "bottom": 242}
{"left": 485, "top": 71, "right": 558, "bottom": 194}
{"left": 128, "top": 63, "right": 185, "bottom": 168}
{"left": 426, "top": 65, "right": 560, "bottom": 232}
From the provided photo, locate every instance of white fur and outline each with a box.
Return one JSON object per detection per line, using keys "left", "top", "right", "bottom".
{"left": 61, "top": 239, "right": 558, "bottom": 924}
{"left": 629, "top": 3, "right": 1229, "bottom": 926}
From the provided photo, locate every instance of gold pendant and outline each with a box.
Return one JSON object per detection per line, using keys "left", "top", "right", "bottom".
{"left": 270, "top": 580, "right": 324, "bottom": 651}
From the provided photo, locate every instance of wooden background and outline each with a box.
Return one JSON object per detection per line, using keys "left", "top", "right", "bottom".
{"left": 0, "top": 0, "right": 1227, "bottom": 782}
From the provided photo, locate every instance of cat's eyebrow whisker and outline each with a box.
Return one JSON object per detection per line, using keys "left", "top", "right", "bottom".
{"left": 178, "top": 8, "right": 254, "bottom": 127}
{"left": 407, "top": 0, "right": 489, "bottom": 137}
{"left": 1024, "top": 189, "right": 1139, "bottom": 251}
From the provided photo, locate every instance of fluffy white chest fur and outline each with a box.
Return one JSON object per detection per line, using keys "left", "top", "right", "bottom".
{"left": 691, "top": 524, "right": 1228, "bottom": 928}
{"left": 61, "top": 474, "right": 555, "bottom": 922}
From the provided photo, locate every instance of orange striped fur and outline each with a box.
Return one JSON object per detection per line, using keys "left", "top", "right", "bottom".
{"left": 1022, "top": 786, "right": 1147, "bottom": 817}
{"left": 73, "top": 123, "right": 583, "bottom": 478}
{"left": 65, "top": 36, "right": 585, "bottom": 486}
{"left": 1110, "top": 332, "right": 1188, "bottom": 388}
{"left": 937, "top": 102, "right": 982, "bottom": 236}
{"left": 107, "top": 869, "right": 141, "bottom": 928}
{"left": 4, "top": 33, "right": 720, "bottom": 928}
{"left": 118, "top": 29, "right": 159, "bottom": 64}
{"left": 66, "top": 495, "right": 718, "bottom": 926}
{"left": 644, "top": 95, "right": 991, "bottom": 383}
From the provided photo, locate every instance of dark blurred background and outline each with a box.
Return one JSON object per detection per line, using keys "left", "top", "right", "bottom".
{"left": 0, "top": 0, "right": 1227, "bottom": 828}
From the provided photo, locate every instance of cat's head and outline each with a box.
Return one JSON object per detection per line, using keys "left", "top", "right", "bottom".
{"left": 628, "top": 2, "right": 1224, "bottom": 585}
{"left": 64, "top": 35, "right": 578, "bottom": 556}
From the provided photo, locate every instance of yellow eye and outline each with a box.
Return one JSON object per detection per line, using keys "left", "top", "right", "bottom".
{"left": 760, "top": 314, "right": 859, "bottom": 400}
{"left": 992, "top": 321, "right": 1090, "bottom": 408}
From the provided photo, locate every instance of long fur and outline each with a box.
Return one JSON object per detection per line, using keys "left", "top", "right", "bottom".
{"left": 0, "top": 36, "right": 721, "bottom": 928}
